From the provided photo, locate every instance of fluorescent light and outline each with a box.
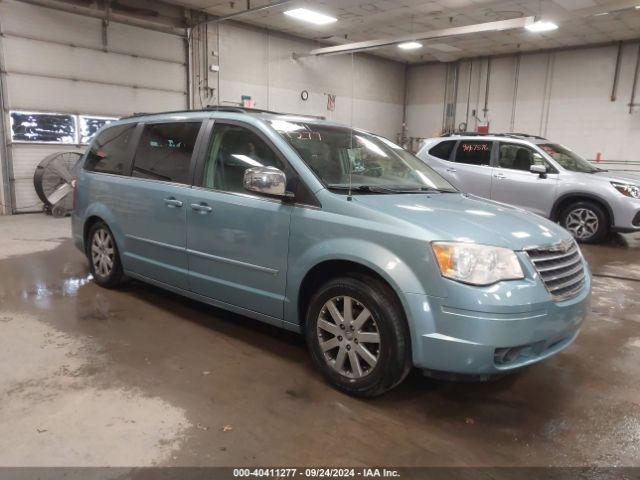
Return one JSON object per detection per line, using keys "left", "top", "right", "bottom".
{"left": 525, "top": 21, "right": 559, "bottom": 32}
{"left": 284, "top": 8, "right": 337, "bottom": 25}
{"left": 635, "top": 5, "right": 640, "bottom": 8}
{"left": 398, "top": 41, "right": 423, "bottom": 50}
{"left": 593, "top": 11, "right": 609, "bottom": 16}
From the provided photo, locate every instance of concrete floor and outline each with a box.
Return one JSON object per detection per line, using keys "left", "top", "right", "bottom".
{"left": 1, "top": 213, "right": 639, "bottom": 467}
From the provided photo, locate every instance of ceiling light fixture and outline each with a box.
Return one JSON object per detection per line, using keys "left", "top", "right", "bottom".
{"left": 593, "top": 11, "right": 609, "bottom": 16}
{"left": 398, "top": 41, "right": 423, "bottom": 50}
{"left": 525, "top": 20, "right": 559, "bottom": 32}
{"left": 284, "top": 8, "right": 337, "bottom": 25}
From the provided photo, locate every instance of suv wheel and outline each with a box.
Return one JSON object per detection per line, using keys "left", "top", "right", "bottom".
{"left": 560, "top": 201, "right": 608, "bottom": 244}
{"left": 305, "top": 275, "right": 411, "bottom": 397}
{"left": 87, "top": 221, "right": 125, "bottom": 288}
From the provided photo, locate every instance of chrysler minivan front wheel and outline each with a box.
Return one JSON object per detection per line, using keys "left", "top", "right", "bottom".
{"left": 306, "top": 276, "right": 411, "bottom": 397}
{"left": 87, "top": 221, "right": 125, "bottom": 288}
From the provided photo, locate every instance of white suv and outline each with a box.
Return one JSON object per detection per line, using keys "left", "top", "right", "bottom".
{"left": 417, "top": 133, "right": 640, "bottom": 243}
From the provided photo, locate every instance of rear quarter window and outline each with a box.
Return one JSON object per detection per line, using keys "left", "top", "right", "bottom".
{"left": 131, "top": 122, "right": 202, "bottom": 184}
{"left": 84, "top": 123, "right": 137, "bottom": 175}
{"left": 454, "top": 140, "right": 492, "bottom": 166}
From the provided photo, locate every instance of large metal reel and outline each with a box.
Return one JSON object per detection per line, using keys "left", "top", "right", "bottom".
{"left": 33, "top": 151, "right": 82, "bottom": 215}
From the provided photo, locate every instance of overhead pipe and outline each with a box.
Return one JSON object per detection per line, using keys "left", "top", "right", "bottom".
{"left": 630, "top": 44, "right": 640, "bottom": 114}
{"left": 295, "top": 17, "right": 535, "bottom": 57}
{"left": 510, "top": 54, "right": 521, "bottom": 132}
{"left": 483, "top": 57, "right": 491, "bottom": 118}
{"left": 465, "top": 60, "right": 473, "bottom": 128}
{"left": 611, "top": 41, "right": 623, "bottom": 101}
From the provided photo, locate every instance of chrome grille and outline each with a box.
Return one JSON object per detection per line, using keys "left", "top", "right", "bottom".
{"left": 526, "top": 240, "right": 586, "bottom": 300}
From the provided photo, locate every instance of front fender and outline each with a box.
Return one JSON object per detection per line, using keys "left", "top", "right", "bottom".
{"left": 284, "top": 237, "right": 433, "bottom": 326}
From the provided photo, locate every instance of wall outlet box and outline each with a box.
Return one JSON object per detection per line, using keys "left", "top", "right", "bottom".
{"left": 210, "top": 65, "right": 220, "bottom": 72}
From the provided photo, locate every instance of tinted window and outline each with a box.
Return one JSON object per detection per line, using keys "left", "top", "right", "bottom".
{"left": 429, "top": 140, "right": 456, "bottom": 160}
{"left": 132, "top": 122, "right": 201, "bottom": 184}
{"left": 203, "top": 124, "right": 286, "bottom": 193}
{"left": 455, "top": 141, "right": 492, "bottom": 166}
{"left": 84, "top": 123, "right": 137, "bottom": 175}
{"left": 498, "top": 143, "right": 546, "bottom": 171}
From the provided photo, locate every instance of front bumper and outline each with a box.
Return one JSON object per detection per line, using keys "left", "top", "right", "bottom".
{"left": 611, "top": 196, "right": 640, "bottom": 233}
{"left": 403, "top": 258, "right": 591, "bottom": 375}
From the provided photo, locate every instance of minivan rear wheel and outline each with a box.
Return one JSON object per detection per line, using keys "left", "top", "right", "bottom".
{"left": 86, "top": 221, "right": 125, "bottom": 288}
{"left": 305, "top": 275, "right": 411, "bottom": 397}
{"left": 560, "top": 201, "right": 608, "bottom": 244}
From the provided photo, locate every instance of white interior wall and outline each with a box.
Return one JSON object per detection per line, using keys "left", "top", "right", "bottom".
{"left": 216, "top": 23, "right": 405, "bottom": 139}
{"left": 406, "top": 42, "right": 640, "bottom": 164}
{"left": 405, "top": 63, "right": 447, "bottom": 139}
{"left": 0, "top": 148, "right": 4, "bottom": 214}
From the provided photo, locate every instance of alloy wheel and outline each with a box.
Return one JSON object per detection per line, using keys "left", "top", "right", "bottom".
{"left": 91, "top": 228, "right": 115, "bottom": 278}
{"left": 565, "top": 208, "right": 599, "bottom": 240}
{"left": 316, "top": 296, "right": 381, "bottom": 379}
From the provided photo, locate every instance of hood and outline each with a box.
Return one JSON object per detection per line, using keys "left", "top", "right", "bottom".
{"left": 592, "top": 170, "right": 640, "bottom": 184}
{"left": 352, "top": 192, "right": 571, "bottom": 251}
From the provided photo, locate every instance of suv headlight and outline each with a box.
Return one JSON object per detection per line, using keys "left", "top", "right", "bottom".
{"left": 431, "top": 242, "right": 524, "bottom": 286}
{"left": 612, "top": 182, "right": 640, "bottom": 199}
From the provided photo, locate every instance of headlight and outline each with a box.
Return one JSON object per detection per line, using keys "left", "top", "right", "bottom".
{"left": 431, "top": 242, "right": 524, "bottom": 286}
{"left": 612, "top": 182, "right": 640, "bottom": 199}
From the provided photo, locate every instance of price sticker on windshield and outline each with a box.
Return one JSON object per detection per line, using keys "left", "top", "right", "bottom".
{"left": 461, "top": 142, "right": 490, "bottom": 153}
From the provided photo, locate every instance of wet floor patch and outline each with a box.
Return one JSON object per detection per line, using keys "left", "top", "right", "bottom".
{"left": 0, "top": 216, "right": 72, "bottom": 260}
{"left": 0, "top": 311, "right": 191, "bottom": 466}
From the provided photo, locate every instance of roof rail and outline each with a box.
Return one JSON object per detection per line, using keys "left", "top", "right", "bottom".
{"left": 120, "top": 106, "right": 326, "bottom": 121}
{"left": 440, "top": 131, "right": 487, "bottom": 137}
{"left": 440, "top": 131, "right": 547, "bottom": 140}
{"left": 507, "top": 132, "right": 548, "bottom": 140}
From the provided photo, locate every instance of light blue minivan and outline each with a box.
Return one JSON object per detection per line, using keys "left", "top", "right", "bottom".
{"left": 72, "top": 108, "right": 591, "bottom": 396}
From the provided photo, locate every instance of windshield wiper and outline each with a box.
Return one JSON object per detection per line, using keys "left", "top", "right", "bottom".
{"left": 327, "top": 185, "right": 457, "bottom": 194}
{"left": 327, "top": 185, "right": 398, "bottom": 194}
{"left": 409, "top": 186, "right": 457, "bottom": 193}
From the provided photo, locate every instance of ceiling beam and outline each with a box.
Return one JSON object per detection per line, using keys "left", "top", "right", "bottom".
{"left": 297, "top": 16, "right": 535, "bottom": 57}
{"left": 202, "top": 0, "right": 293, "bottom": 24}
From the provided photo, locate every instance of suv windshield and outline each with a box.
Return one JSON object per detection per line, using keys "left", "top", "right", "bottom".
{"left": 269, "top": 120, "right": 456, "bottom": 193}
{"left": 539, "top": 143, "right": 599, "bottom": 173}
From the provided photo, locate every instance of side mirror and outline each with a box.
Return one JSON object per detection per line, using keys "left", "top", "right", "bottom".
{"left": 530, "top": 164, "right": 547, "bottom": 176}
{"left": 243, "top": 166, "right": 289, "bottom": 198}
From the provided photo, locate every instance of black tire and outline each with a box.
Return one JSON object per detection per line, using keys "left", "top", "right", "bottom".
{"left": 559, "top": 201, "right": 609, "bottom": 244}
{"left": 86, "top": 221, "right": 125, "bottom": 288}
{"left": 305, "top": 275, "right": 412, "bottom": 397}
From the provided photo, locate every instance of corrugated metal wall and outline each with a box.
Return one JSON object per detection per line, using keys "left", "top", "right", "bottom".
{"left": 0, "top": 0, "right": 188, "bottom": 212}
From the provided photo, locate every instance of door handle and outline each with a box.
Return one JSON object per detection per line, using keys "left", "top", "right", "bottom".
{"left": 493, "top": 173, "right": 507, "bottom": 179}
{"left": 446, "top": 167, "right": 457, "bottom": 173}
{"left": 163, "top": 197, "right": 183, "bottom": 208}
{"left": 190, "top": 203, "right": 213, "bottom": 214}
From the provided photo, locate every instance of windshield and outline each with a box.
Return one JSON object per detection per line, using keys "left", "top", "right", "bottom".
{"left": 269, "top": 120, "right": 456, "bottom": 193}
{"left": 539, "top": 143, "right": 599, "bottom": 173}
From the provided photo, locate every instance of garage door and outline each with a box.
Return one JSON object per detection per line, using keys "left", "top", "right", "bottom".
{"left": 0, "top": 0, "right": 187, "bottom": 212}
